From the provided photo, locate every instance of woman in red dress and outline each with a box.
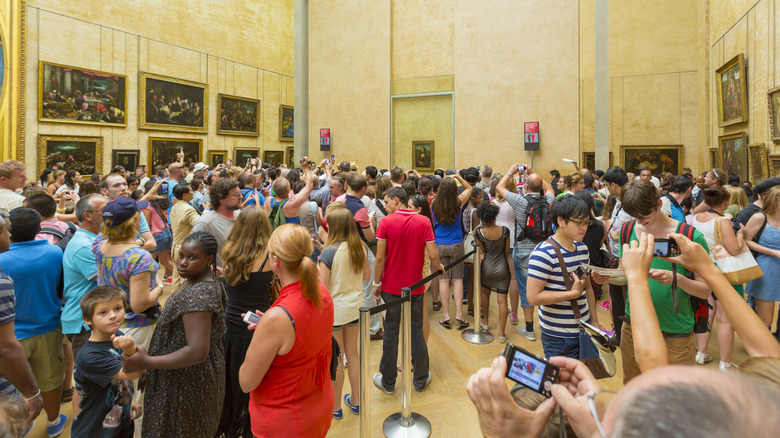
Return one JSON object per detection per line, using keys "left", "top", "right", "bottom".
{"left": 239, "top": 224, "right": 335, "bottom": 437}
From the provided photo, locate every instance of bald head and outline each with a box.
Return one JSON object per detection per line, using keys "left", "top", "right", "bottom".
{"left": 526, "top": 173, "right": 543, "bottom": 193}
{"left": 168, "top": 162, "right": 184, "bottom": 181}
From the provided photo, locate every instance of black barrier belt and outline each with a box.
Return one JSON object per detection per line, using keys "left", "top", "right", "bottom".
{"left": 364, "top": 249, "right": 476, "bottom": 316}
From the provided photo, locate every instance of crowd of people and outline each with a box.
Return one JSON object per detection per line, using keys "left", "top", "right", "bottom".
{"left": 0, "top": 153, "right": 779, "bottom": 437}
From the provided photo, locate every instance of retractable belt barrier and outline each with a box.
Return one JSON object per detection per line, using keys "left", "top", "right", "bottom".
{"left": 359, "top": 242, "right": 483, "bottom": 438}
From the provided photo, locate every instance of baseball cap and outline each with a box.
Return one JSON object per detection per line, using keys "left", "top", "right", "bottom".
{"left": 102, "top": 197, "right": 149, "bottom": 225}
{"left": 194, "top": 162, "right": 209, "bottom": 172}
{"left": 753, "top": 177, "right": 780, "bottom": 195}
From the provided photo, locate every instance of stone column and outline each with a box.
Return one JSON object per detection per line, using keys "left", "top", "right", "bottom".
{"left": 294, "top": 0, "right": 309, "bottom": 162}
{"left": 594, "top": 0, "right": 609, "bottom": 171}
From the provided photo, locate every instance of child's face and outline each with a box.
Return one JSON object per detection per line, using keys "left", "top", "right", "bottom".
{"left": 86, "top": 298, "right": 125, "bottom": 334}
{"left": 177, "top": 241, "right": 213, "bottom": 279}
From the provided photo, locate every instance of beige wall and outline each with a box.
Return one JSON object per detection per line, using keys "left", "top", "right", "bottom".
{"left": 24, "top": 0, "right": 294, "bottom": 175}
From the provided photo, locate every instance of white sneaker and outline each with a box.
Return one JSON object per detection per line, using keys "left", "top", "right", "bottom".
{"left": 719, "top": 361, "right": 738, "bottom": 372}
{"left": 516, "top": 327, "right": 537, "bottom": 341}
{"left": 695, "top": 351, "right": 713, "bottom": 365}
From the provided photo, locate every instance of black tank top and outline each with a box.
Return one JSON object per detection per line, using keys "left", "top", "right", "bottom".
{"left": 224, "top": 257, "right": 273, "bottom": 329}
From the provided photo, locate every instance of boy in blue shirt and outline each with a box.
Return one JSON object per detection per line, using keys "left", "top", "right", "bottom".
{"left": 72, "top": 286, "right": 142, "bottom": 438}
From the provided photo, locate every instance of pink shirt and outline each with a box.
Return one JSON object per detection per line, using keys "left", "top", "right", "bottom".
{"left": 35, "top": 218, "right": 69, "bottom": 244}
{"left": 376, "top": 209, "right": 435, "bottom": 295}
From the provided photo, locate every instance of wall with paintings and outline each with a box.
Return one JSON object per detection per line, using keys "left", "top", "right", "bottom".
{"left": 709, "top": 0, "right": 780, "bottom": 182}
{"left": 23, "top": 0, "right": 294, "bottom": 175}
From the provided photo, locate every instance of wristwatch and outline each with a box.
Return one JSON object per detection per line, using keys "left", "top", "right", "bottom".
{"left": 372, "top": 281, "right": 382, "bottom": 287}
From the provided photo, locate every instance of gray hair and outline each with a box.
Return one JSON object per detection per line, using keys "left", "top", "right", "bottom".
{"left": 0, "top": 210, "right": 9, "bottom": 227}
{"left": 75, "top": 194, "right": 103, "bottom": 222}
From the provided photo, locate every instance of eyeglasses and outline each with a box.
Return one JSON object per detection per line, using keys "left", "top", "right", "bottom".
{"left": 588, "top": 389, "right": 617, "bottom": 438}
{"left": 570, "top": 218, "right": 593, "bottom": 227}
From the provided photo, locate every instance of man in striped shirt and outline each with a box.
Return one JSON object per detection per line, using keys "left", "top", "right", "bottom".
{"left": 526, "top": 196, "right": 602, "bottom": 359}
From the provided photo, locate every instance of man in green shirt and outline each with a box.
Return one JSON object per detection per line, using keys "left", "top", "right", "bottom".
{"left": 618, "top": 179, "right": 712, "bottom": 383}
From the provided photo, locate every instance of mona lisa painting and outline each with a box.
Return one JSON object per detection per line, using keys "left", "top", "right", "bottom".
{"left": 412, "top": 141, "right": 434, "bottom": 172}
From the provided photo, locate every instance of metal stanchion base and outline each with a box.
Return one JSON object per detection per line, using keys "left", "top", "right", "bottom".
{"left": 461, "top": 328, "right": 494, "bottom": 344}
{"left": 383, "top": 412, "right": 432, "bottom": 438}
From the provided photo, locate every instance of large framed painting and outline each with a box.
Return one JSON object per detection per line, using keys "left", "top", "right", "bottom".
{"left": 234, "top": 148, "right": 259, "bottom": 167}
{"left": 747, "top": 143, "right": 769, "bottom": 183}
{"left": 38, "top": 135, "right": 103, "bottom": 175}
{"left": 139, "top": 72, "right": 207, "bottom": 133}
{"left": 770, "top": 154, "right": 780, "bottom": 180}
{"left": 279, "top": 105, "right": 294, "bottom": 141}
{"left": 716, "top": 54, "right": 748, "bottom": 127}
{"left": 286, "top": 146, "right": 295, "bottom": 169}
{"left": 264, "top": 150, "right": 284, "bottom": 165}
{"left": 412, "top": 141, "right": 434, "bottom": 172}
{"left": 39, "top": 61, "right": 127, "bottom": 127}
{"left": 112, "top": 150, "right": 140, "bottom": 172}
{"left": 769, "top": 87, "right": 780, "bottom": 143}
{"left": 620, "top": 145, "right": 682, "bottom": 175}
{"left": 218, "top": 94, "right": 260, "bottom": 136}
{"left": 582, "top": 152, "right": 613, "bottom": 170}
{"left": 148, "top": 137, "right": 202, "bottom": 171}
{"left": 718, "top": 132, "right": 748, "bottom": 183}
{"left": 208, "top": 150, "right": 227, "bottom": 168}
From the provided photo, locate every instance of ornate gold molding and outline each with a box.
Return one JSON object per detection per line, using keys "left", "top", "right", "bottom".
{"left": 0, "top": 0, "right": 26, "bottom": 161}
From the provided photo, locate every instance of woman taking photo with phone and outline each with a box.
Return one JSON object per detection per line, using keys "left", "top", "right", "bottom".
{"left": 218, "top": 206, "right": 274, "bottom": 437}
{"left": 240, "top": 224, "right": 335, "bottom": 438}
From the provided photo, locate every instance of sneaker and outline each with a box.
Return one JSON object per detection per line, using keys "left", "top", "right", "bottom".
{"left": 695, "top": 351, "right": 713, "bottom": 365}
{"left": 599, "top": 301, "right": 610, "bottom": 311}
{"left": 414, "top": 372, "right": 433, "bottom": 392}
{"left": 344, "top": 394, "right": 359, "bottom": 415}
{"left": 509, "top": 312, "right": 519, "bottom": 325}
{"left": 333, "top": 408, "right": 343, "bottom": 420}
{"left": 516, "top": 327, "right": 537, "bottom": 341}
{"left": 47, "top": 413, "right": 68, "bottom": 438}
{"left": 373, "top": 373, "right": 394, "bottom": 395}
{"left": 719, "top": 361, "right": 739, "bottom": 372}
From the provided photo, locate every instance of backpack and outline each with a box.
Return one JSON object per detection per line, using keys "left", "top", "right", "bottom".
{"left": 40, "top": 222, "right": 78, "bottom": 252}
{"left": 268, "top": 199, "right": 288, "bottom": 229}
{"left": 619, "top": 220, "right": 712, "bottom": 334}
{"left": 520, "top": 194, "right": 553, "bottom": 243}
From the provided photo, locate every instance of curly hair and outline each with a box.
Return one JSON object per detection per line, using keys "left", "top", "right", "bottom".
{"left": 183, "top": 231, "right": 219, "bottom": 274}
{"left": 476, "top": 200, "right": 499, "bottom": 223}
{"left": 209, "top": 178, "right": 239, "bottom": 210}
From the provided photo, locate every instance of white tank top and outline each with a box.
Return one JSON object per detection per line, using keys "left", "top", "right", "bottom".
{"left": 691, "top": 214, "right": 718, "bottom": 261}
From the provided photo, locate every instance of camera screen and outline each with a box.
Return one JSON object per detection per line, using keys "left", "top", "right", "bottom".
{"left": 507, "top": 349, "right": 546, "bottom": 391}
{"left": 652, "top": 240, "right": 669, "bottom": 257}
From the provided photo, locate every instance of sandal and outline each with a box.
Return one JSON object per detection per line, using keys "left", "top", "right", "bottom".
{"left": 456, "top": 319, "right": 470, "bottom": 329}
{"left": 432, "top": 301, "right": 442, "bottom": 311}
{"left": 439, "top": 319, "right": 451, "bottom": 329}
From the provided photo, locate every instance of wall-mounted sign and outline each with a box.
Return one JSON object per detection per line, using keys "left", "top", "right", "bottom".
{"left": 524, "top": 122, "right": 539, "bottom": 151}
{"left": 320, "top": 128, "right": 330, "bottom": 151}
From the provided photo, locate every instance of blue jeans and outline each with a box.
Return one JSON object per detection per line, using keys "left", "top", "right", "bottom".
{"left": 513, "top": 250, "right": 531, "bottom": 307}
{"left": 541, "top": 332, "right": 580, "bottom": 360}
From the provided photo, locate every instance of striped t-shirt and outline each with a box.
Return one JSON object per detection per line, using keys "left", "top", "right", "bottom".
{"left": 0, "top": 272, "right": 19, "bottom": 397}
{"left": 528, "top": 238, "right": 590, "bottom": 339}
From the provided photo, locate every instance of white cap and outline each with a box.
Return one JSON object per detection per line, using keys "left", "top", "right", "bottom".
{"left": 193, "top": 162, "right": 209, "bottom": 172}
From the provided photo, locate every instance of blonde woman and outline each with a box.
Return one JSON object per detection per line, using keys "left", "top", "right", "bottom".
{"left": 745, "top": 186, "right": 780, "bottom": 331}
{"left": 724, "top": 186, "right": 749, "bottom": 219}
{"left": 240, "top": 224, "right": 334, "bottom": 438}
{"left": 318, "top": 203, "right": 370, "bottom": 419}
{"left": 47, "top": 169, "right": 66, "bottom": 196}
{"left": 218, "top": 206, "right": 274, "bottom": 438}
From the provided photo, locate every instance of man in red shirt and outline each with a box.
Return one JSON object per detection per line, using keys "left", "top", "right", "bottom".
{"left": 372, "top": 187, "right": 444, "bottom": 393}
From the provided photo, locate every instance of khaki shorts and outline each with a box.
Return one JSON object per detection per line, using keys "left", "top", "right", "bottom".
{"left": 620, "top": 323, "right": 695, "bottom": 384}
{"left": 19, "top": 327, "right": 67, "bottom": 392}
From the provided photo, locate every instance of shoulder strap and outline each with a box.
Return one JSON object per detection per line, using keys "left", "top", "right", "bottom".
{"left": 546, "top": 238, "right": 583, "bottom": 320}
{"left": 40, "top": 227, "right": 65, "bottom": 239}
{"left": 754, "top": 213, "right": 768, "bottom": 243}
{"left": 620, "top": 220, "right": 636, "bottom": 246}
{"left": 665, "top": 193, "right": 681, "bottom": 209}
{"left": 677, "top": 222, "right": 696, "bottom": 240}
{"left": 713, "top": 217, "right": 724, "bottom": 246}
{"left": 599, "top": 219, "right": 608, "bottom": 249}
{"left": 276, "top": 305, "right": 296, "bottom": 333}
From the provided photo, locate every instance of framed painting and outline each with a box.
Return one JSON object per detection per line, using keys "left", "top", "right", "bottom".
{"left": 770, "top": 154, "right": 780, "bottom": 180}
{"left": 747, "top": 143, "right": 769, "bottom": 183}
{"left": 112, "top": 150, "right": 140, "bottom": 172}
{"left": 279, "top": 105, "right": 294, "bottom": 141}
{"left": 715, "top": 54, "right": 748, "bottom": 127}
{"left": 38, "top": 135, "right": 103, "bottom": 175}
{"left": 148, "top": 137, "right": 202, "bottom": 171}
{"left": 264, "top": 150, "right": 284, "bottom": 165}
{"left": 218, "top": 94, "right": 260, "bottom": 136}
{"left": 581, "top": 152, "right": 613, "bottom": 170}
{"left": 769, "top": 87, "right": 780, "bottom": 143}
{"left": 412, "top": 141, "right": 434, "bottom": 172}
{"left": 718, "top": 132, "right": 748, "bottom": 183}
{"left": 620, "top": 145, "right": 682, "bottom": 175}
{"left": 709, "top": 148, "right": 719, "bottom": 168}
{"left": 208, "top": 150, "right": 227, "bottom": 168}
{"left": 39, "top": 61, "right": 127, "bottom": 127}
{"left": 286, "top": 146, "right": 295, "bottom": 169}
{"left": 139, "top": 72, "right": 207, "bottom": 133}
{"left": 234, "top": 148, "right": 260, "bottom": 167}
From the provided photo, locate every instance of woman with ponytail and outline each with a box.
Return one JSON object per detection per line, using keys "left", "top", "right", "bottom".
{"left": 240, "top": 224, "right": 335, "bottom": 438}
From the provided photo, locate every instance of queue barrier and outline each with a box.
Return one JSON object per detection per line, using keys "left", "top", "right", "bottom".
{"left": 358, "top": 240, "right": 486, "bottom": 438}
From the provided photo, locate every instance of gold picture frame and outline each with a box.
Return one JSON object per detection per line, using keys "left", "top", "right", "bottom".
{"left": 412, "top": 141, "right": 434, "bottom": 172}
{"left": 709, "top": 148, "right": 719, "bottom": 168}
{"left": 38, "top": 61, "right": 128, "bottom": 127}
{"left": 38, "top": 135, "right": 103, "bottom": 176}
{"left": 148, "top": 137, "right": 203, "bottom": 171}
{"left": 715, "top": 53, "right": 748, "bottom": 127}
{"left": 619, "top": 145, "right": 683, "bottom": 175}
{"left": 768, "top": 86, "right": 780, "bottom": 143}
{"left": 139, "top": 72, "right": 208, "bottom": 133}
{"left": 747, "top": 143, "right": 769, "bottom": 183}
{"left": 718, "top": 132, "right": 748, "bottom": 183}
{"left": 769, "top": 154, "right": 780, "bottom": 179}
{"left": 581, "top": 152, "right": 613, "bottom": 170}
{"left": 286, "top": 146, "right": 295, "bottom": 169}
{"left": 217, "top": 94, "right": 260, "bottom": 136}
{"left": 234, "top": 148, "right": 260, "bottom": 166}
{"left": 264, "top": 150, "right": 285, "bottom": 165}
{"left": 279, "top": 105, "right": 293, "bottom": 141}
{"left": 207, "top": 150, "right": 227, "bottom": 168}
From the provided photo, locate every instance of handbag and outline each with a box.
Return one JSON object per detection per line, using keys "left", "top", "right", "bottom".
{"left": 463, "top": 209, "right": 478, "bottom": 263}
{"left": 712, "top": 217, "right": 763, "bottom": 285}
{"left": 546, "top": 239, "right": 617, "bottom": 379}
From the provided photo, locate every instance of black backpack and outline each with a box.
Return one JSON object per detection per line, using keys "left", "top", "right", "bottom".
{"left": 40, "top": 222, "right": 78, "bottom": 252}
{"left": 520, "top": 194, "right": 553, "bottom": 243}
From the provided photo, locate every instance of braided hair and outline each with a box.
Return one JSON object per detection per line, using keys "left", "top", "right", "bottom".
{"left": 183, "top": 231, "right": 219, "bottom": 274}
